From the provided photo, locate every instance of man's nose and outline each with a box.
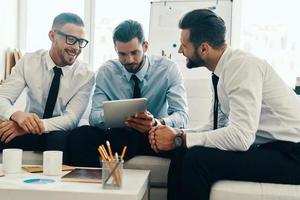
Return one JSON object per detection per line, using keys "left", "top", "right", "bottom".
{"left": 178, "top": 45, "right": 183, "bottom": 54}
{"left": 72, "top": 41, "right": 81, "bottom": 50}
{"left": 125, "top": 54, "right": 134, "bottom": 63}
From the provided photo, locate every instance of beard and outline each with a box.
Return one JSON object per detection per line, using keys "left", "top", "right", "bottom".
{"left": 123, "top": 55, "right": 145, "bottom": 73}
{"left": 124, "top": 63, "right": 140, "bottom": 73}
{"left": 59, "top": 48, "right": 80, "bottom": 66}
{"left": 186, "top": 52, "right": 206, "bottom": 69}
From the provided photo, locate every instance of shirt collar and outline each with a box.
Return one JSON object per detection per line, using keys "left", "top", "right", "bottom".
{"left": 124, "top": 55, "right": 149, "bottom": 82}
{"left": 213, "top": 46, "right": 231, "bottom": 77}
{"left": 45, "top": 51, "right": 74, "bottom": 76}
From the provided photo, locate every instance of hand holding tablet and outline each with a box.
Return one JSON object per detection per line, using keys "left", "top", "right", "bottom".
{"left": 125, "top": 111, "right": 155, "bottom": 133}
{"left": 103, "top": 98, "right": 147, "bottom": 129}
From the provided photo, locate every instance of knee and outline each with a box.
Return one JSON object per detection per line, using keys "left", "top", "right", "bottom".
{"left": 69, "top": 126, "right": 97, "bottom": 140}
{"left": 70, "top": 125, "right": 93, "bottom": 135}
{"left": 68, "top": 126, "right": 106, "bottom": 146}
{"left": 46, "top": 131, "right": 68, "bottom": 144}
{"left": 67, "top": 126, "right": 91, "bottom": 147}
{"left": 183, "top": 146, "right": 212, "bottom": 170}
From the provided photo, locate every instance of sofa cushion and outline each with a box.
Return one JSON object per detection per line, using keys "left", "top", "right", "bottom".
{"left": 0, "top": 151, "right": 43, "bottom": 165}
{"left": 124, "top": 156, "right": 170, "bottom": 187}
{"left": 210, "top": 180, "right": 300, "bottom": 200}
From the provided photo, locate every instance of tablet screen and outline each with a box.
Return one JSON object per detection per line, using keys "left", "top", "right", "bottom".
{"left": 103, "top": 98, "right": 147, "bottom": 128}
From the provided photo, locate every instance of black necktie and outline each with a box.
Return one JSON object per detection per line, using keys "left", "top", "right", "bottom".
{"left": 212, "top": 73, "right": 219, "bottom": 130}
{"left": 43, "top": 67, "right": 62, "bottom": 119}
{"left": 38, "top": 67, "right": 62, "bottom": 151}
{"left": 131, "top": 75, "right": 141, "bottom": 98}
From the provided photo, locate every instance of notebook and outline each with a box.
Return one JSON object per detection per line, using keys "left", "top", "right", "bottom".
{"left": 61, "top": 168, "right": 102, "bottom": 183}
{"left": 22, "top": 165, "right": 75, "bottom": 173}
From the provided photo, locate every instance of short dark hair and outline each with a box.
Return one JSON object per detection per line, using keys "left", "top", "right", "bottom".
{"left": 52, "top": 12, "right": 84, "bottom": 30}
{"left": 179, "top": 9, "right": 226, "bottom": 49}
{"left": 113, "top": 20, "right": 145, "bottom": 44}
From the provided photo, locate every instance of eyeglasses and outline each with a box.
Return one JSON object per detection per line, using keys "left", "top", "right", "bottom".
{"left": 54, "top": 30, "right": 89, "bottom": 48}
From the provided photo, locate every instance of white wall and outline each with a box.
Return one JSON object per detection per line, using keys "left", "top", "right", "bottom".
{"left": 0, "top": 0, "right": 18, "bottom": 81}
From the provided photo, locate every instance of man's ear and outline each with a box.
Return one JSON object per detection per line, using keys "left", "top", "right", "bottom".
{"left": 114, "top": 45, "right": 120, "bottom": 55}
{"left": 143, "top": 41, "right": 149, "bottom": 53}
{"left": 197, "top": 43, "right": 209, "bottom": 56}
{"left": 48, "top": 30, "right": 55, "bottom": 42}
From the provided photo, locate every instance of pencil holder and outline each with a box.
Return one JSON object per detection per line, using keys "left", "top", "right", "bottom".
{"left": 101, "top": 159, "right": 123, "bottom": 189}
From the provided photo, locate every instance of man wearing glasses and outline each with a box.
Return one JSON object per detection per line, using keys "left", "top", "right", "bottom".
{"left": 0, "top": 12, "right": 94, "bottom": 161}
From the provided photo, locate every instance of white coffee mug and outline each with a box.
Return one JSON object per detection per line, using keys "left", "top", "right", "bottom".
{"left": 2, "top": 148, "right": 23, "bottom": 174}
{"left": 43, "top": 151, "right": 63, "bottom": 176}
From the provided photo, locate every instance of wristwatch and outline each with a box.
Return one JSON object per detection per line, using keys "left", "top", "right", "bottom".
{"left": 174, "top": 129, "right": 184, "bottom": 148}
{"left": 153, "top": 119, "right": 165, "bottom": 126}
{"left": 158, "top": 119, "right": 165, "bottom": 125}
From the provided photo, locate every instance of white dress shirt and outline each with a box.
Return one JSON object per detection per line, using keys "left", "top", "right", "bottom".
{"left": 0, "top": 49, "right": 95, "bottom": 132}
{"left": 186, "top": 47, "right": 300, "bottom": 151}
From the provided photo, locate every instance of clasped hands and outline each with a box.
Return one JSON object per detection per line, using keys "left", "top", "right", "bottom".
{"left": 0, "top": 111, "right": 45, "bottom": 143}
{"left": 148, "top": 125, "right": 177, "bottom": 152}
{"left": 125, "top": 111, "right": 177, "bottom": 152}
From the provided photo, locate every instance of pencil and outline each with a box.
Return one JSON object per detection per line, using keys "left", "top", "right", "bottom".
{"left": 120, "top": 146, "right": 127, "bottom": 161}
{"left": 100, "top": 145, "right": 110, "bottom": 160}
{"left": 103, "top": 145, "right": 110, "bottom": 160}
{"left": 98, "top": 146, "right": 106, "bottom": 161}
{"left": 106, "top": 141, "right": 114, "bottom": 161}
{"left": 100, "top": 146, "right": 110, "bottom": 161}
{"left": 114, "top": 152, "right": 121, "bottom": 186}
{"left": 115, "top": 152, "right": 119, "bottom": 161}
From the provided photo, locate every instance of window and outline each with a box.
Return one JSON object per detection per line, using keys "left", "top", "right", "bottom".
{"left": 240, "top": 0, "right": 300, "bottom": 87}
{"left": 22, "top": 0, "right": 151, "bottom": 70}
{"left": 92, "top": 0, "right": 151, "bottom": 70}
{"left": 25, "top": 0, "right": 84, "bottom": 52}
{"left": 23, "top": 0, "right": 300, "bottom": 86}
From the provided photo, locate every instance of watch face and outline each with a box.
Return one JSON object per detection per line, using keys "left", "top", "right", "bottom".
{"left": 174, "top": 136, "right": 183, "bottom": 148}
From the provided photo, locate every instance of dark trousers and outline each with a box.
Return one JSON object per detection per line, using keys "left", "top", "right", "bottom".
{"left": 168, "top": 141, "right": 300, "bottom": 200}
{"left": 0, "top": 131, "right": 69, "bottom": 163}
{"left": 67, "top": 125, "right": 174, "bottom": 167}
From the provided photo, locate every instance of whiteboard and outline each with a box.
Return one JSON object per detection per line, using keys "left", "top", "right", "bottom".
{"left": 148, "top": 0, "right": 233, "bottom": 127}
{"left": 148, "top": 0, "right": 233, "bottom": 79}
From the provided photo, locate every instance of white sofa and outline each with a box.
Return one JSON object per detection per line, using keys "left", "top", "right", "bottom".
{"left": 3, "top": 84, "right": 300, "bottom": 200}
{"left": 124, "top": 156, "right": 300, "bottom": 200}
{"left": 1, "top": 152, "right": 300, "bottom": 200}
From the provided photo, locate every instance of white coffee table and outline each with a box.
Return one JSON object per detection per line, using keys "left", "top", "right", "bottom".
{"left": 0, "top": 166, "right": 150, "bottom": 200}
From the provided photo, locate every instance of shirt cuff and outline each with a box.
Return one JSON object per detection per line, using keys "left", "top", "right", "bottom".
{"left": 186, "top": 132, "right": 206, "bottom": 148}
{"left": 89, "top": 112, "right": 105, "bottom": 127}
{"left": 4, "top": 107, "right": 19, "bottom": 120}
{"left": 41, "top": 119, "right": 49, "bottom": 133}
{"left": 162, "top": 117, "right": 172, "bottom": 127}
{"left": 153, "top": 119, "right": 160, "bottom": 126}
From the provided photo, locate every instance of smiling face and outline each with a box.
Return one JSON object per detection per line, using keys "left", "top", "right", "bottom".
{"left": 178, "top": 29, "right": 206, "bottom": 69}
{"left": 49, "top": 23, "right": 86, "bottom": 67}
{"left": 115, "top": 37, "right": 148, "bottom": 73}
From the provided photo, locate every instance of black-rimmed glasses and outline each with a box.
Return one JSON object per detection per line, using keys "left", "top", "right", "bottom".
{"left": 54, "top": 30, "right": 89, "bottom": 48}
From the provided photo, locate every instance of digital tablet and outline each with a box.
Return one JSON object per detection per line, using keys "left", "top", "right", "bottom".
{"left": 103, "top": 98, "right": 147, "bottom": 129}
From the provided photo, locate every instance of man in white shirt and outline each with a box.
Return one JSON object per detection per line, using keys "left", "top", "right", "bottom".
{"left": 0, "top": 13, "right": 94, "bottom": 158}
{"left": 149, "top": 9, "right": 300, "bottom": 200}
